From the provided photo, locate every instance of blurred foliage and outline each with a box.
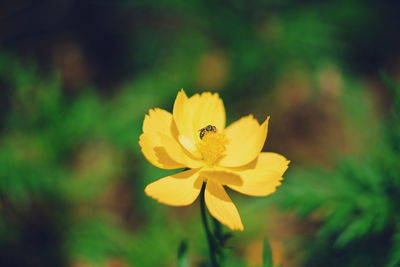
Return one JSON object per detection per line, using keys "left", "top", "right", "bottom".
{"left": 262, "top": 240, "right": 273, "bottom": 267}
{"left": 278, "top": 76, "right": 400, "bottom": 266}
{"left": 0, "top": 52, "right": 191, "bottom": 266}
{"left": 0, "top": 0, "right": 399, "bottom": 266}
{"left": 177, "top": 240, "right": 190, "bottom": 267}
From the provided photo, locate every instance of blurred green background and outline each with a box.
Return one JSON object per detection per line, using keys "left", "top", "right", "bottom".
{"left": 0, "top": 0, "right": 399, "bottom": 266}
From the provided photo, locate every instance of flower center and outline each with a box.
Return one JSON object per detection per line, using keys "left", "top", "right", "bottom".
{"left": 196, "top": 131, "right": 229, "bottom": 166}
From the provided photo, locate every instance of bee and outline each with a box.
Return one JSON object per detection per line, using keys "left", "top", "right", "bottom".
{"left": 199, "top": 125, "right": 217, "bottom": 139}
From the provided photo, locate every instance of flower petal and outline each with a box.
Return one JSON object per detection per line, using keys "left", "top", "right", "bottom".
{"left": 139, "top": 133, "right": 185, "bottom": 169}
{"left": 173, "top": 90, "right": 226, "bottom": 153}
{"left": 159, "top": 133, "right": 204, "bottom": 169}
{"left": 205, "top": 180, "right": 244, "bottom": 231}
{"left": 220, "top": 115, "right": 269, "bottom": 167}
{"left": 178, "top": 135, "right": 201, "bottom": 158}
{"left": 254, "top": 152, "right": 290, "bottom": 176}
{"left": 145, "top": 169, "right": 203, "bottom": 206}
{"left": 226, "top": 152, "right": 289, "bottom": 196}
{"left": 140, "top": 108, "right": 203, "bottom": 169}
{"left": 227, "top": 170, "right": 282, "bottom": 197}
{"left": 139, "top": 132, "right": 203, "bottom": 169}
{"left": 200, "top": 169, "right": 243, "bottom": 186}
{"left": 143, "top": 108, "right": 177, "bottom": 138}
{"left": 192, "top": 92, "right": 226, "bottom": 135}
{"left": 173, "top": 90, "right": 193, "bottom": 141}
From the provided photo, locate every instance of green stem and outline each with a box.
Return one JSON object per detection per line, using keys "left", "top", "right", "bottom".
{"left": 200, "top": 182, "right": 219, "bottom": 267}
{"left": 212, "top": 217, "right": 223, "bottom": 244}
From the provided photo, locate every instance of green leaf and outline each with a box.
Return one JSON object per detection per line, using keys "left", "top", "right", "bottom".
{"left": 263, "top": 239, "right": 273, "bottom": 267}
{"left": 177, "top": 239, "right": 189, "bottom": 267}
{"left": 387, "top": 226, "right": 400, "bottom": 267}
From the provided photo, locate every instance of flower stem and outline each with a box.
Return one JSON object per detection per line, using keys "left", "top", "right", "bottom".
{"left": 200, "top": 182, "right": 219, "bottom": 267}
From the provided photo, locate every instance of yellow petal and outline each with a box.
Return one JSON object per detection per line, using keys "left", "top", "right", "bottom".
{"left": 254, "top": 152, "right": 290, "bottom": 176}
{"left": 139, "top": 133, "right": 185, "bottom": 169}
{"left": 205, "top": 180, "right": 244, "bottom": 231}
{"left": 140, "top": 108, "right": 203, "bottom": 169}
{"left": 173, "top": 90, "right": 226, "bottom": 152}
{"left": 231, "top": 152, "right": 290, "bottom": 174}
{"left": 143, "top": 108, "right": 177, "bottom": 138}
{"left": 173, "top": 90, "right": 193, "bottom": 141}
{"left": 227, "top": 152, "right": 289, "bottom": 196}
{"left": 159, "top": 133, "right": 203, "bottom": 169}
{"left": 178, "top": 134, "right": 201, "bottom": 158}
{"left": 192, "top": 92, "right": 226, "bottom": 135}
{"left": 200, "top": 169, "right": 243, "bottom": 186}
{"left": 145, "top": 169, "right": 203, "bottom": 206}
{"left": 139, "top": 132, "right": 203, "bottom": 169}
{"left": 227, "top": 170, "right": 282, "bottom": 197}
{"left": 220, "top": 115, "right": 269, "bottom": 167}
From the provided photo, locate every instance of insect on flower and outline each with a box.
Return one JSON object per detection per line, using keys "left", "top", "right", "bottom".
{"left": 139, "top": 89, "right": 289, "bottom": 231}
{"left": 199, "top": 125, "right": 217, "bottom": 139}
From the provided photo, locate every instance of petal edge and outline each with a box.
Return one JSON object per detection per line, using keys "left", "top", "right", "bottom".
{"left": 205, "top": 181, "right": 244, "bottom": 231}
{"left": 220, "top": 116, "right": 269, "bottom": 167}
{"left": 145, "top": 168, "right": 202, "bottom": 206}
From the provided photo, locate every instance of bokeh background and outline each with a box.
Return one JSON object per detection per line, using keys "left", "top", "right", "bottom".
{"left": 1, "top": 0, "right": 400, "bottom": 266}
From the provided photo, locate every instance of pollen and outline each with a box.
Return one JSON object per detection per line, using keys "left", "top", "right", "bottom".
{"left": 197, "top": 132, "right": 229, "bottom": 166}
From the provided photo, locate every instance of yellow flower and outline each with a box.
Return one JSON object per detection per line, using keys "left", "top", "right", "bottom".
{"left": 139, "top": 90, "right": 289, "bottom": 231}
